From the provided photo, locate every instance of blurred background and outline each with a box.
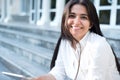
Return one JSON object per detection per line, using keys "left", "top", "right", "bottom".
{"left": 0, "top": 0, "right": 119, "bottom": 80}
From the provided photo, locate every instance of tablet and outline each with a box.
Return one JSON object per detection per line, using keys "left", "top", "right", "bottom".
{"left": 1, "top": 71, "right": 31, "bottom": 80}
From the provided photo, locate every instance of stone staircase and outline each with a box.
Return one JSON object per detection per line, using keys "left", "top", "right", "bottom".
{"left": 0, "top": 23, "right": 60, "bottom": 78}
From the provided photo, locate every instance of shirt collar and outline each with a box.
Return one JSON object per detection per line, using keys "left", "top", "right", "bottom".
{"left": 78, "top": 31, "right": 90, "bottom": 50}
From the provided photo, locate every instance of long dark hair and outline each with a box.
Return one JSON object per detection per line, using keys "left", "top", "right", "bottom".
{"left": 50, "top": 0, "right": 120, "bottom": 74}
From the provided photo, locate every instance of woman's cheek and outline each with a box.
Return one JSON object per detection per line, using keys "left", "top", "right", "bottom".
{"left": 67, "top": 19, "right": 73, "bottom": 26}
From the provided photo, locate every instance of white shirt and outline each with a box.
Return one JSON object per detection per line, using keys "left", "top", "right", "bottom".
{"left": 49, "top": 32, "right": 120, "bottom": 80}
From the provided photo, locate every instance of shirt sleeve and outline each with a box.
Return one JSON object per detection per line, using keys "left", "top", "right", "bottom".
{"left": 49, "top": 40, "right": 66, "bottom": 80}
{"left": 86, "top": 38, "right": 117, "bottom": 80}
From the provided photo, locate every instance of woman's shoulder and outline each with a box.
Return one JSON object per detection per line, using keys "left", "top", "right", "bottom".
{"left": 60, "top": 39, "right": 71, "bottom": 47}
{"left": 90, "top": 32, "right": 106, "bottom": 43}
{"left": 61, "top": 38, "right": 69, "bottom": 43}
{"left": 89, "top": 32, "right": 113, "bottom": 58}
{"left": 89, "top": 32, "right": 112, "bottom": 50}
{"left": 89, "top": 32, "right": 111, "bottom": 49}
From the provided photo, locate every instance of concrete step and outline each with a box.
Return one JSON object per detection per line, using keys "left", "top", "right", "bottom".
{"left": 0, "top": 23, "right": 60, "bottom": 78}
{"left": 0, "top": 34, "right": 53, "bottom": 69}
{"left": 0, "top": 59, "right": 16, "bottom": 80}
{"left": 0, "top": 26, "right": 58, "bottom": 50}
{"left": 0, "top": 23, "right": 60, "bottom": 39}
{"left": 0, "top": 46, "right": 49, "bottom": 78}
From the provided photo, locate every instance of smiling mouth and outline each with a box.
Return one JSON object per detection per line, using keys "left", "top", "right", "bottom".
{"left": 71, "top": 26, "right": 83, "bottom": 30}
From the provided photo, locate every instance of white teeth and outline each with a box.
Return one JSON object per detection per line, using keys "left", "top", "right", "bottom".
{"left": 71, "top": 26, "right": 83, "bottom": 29}
{"left": 72, "top": 26, "right": 80, "bottom": 29}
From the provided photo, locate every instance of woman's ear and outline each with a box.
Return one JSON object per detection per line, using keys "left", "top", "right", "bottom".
{"left": 89, "top": 23, "right": 93, "bottom": 29}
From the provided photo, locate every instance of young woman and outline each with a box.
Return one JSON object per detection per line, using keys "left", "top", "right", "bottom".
{"left": 32, "top": 0, "right": 120, "bottom": 80}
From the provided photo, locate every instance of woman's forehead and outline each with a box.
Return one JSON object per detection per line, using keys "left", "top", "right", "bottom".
{"left": 70, "top": 4, "right": 88, "bottom": 15}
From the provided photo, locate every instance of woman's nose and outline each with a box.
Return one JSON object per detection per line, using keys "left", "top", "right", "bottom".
{"left": 74, "top": 17, "right": 81, "bottom": 26}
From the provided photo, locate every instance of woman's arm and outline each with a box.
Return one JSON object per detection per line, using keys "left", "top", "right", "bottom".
{"left": 86, "top": 38, "right": 116, "bottom": 80}
{"left": 31, "top": 74, "right": 56, "bottom": 80}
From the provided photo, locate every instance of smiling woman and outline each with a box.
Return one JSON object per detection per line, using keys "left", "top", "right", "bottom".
{"left": 32, "top": 0, "right": 120, "bottom": 80}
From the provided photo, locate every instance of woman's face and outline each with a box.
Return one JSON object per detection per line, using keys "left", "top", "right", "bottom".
{"left": 67, "top": 4, "right": 91, "bottom": 41}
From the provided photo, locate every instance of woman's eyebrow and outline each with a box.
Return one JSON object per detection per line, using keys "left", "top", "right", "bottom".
{"left": 80, "top": 14, "right": 88, "bottom": 16}
{"left": 70, "top": 12, "right": 88, "bottom": 16}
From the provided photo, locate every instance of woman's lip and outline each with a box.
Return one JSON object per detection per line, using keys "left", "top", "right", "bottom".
{"left": 72, "top": 26, "right": 81, "bottom": 30}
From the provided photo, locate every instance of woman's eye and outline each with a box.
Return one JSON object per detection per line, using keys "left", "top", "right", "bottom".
{"left": 80, "top": 16, "right": 88, "bottom": 20}
{"left": 69, "top": 14, "right": 75, "bottom": 18}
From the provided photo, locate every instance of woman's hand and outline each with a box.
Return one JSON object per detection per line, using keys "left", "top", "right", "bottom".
{"left": 29, "top": 74, "right": 56, "bottom": 80}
